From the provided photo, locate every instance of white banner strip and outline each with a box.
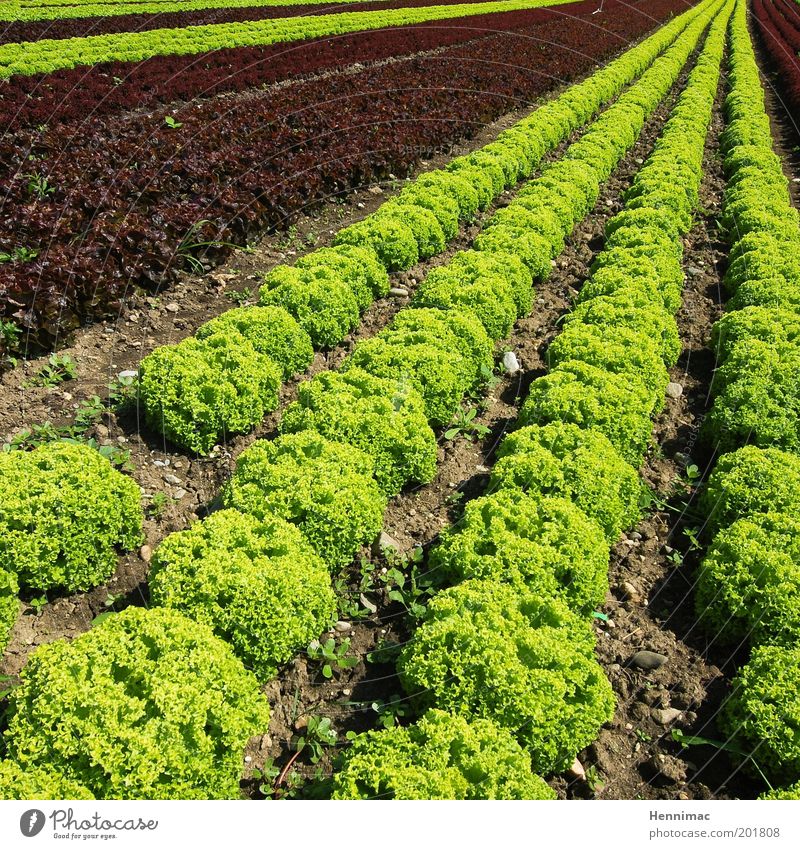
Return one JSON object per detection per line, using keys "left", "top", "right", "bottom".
{"left": 0, "top": 800, "right": 797, "bottom": 849}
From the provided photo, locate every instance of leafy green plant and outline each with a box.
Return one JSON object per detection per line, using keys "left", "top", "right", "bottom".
{"left": 333, "top": 710, "right": 555, "bottom": 800}
{"left": 429, "top": 490, "right": 608, "bottom": 613}
{"left": 489, "top": 421, "right": 641, "bottom": 544}
{"left": 695, "top": 512, "right": 800, "bottom": 648}
{"left": 0, "top": 760, "right": 94, "bottom": 801}
{"left": 108, "top": 372, "right": 138, "bottom": 409}
{"left": 279, "top": 368, "right": 437, "bottom": 497}
{"left": 223, "top": 432, "right": 386, "bottom": 570}
{"left": 224, "top": 287, "right": 253, "bottom": 306}
{"left": 164, "top": 115, "right": 182, "bottom": 129}
{"left": 398, "top": 580, "right": 615, "bottom": 774}
{"left": 147, "top": 491, "right": 169, "bottom": 519}
{"left": 307, "top": 636, "right": 359, "bottom": 679}
{"left": 444, "top": 406, "right": 490, "bottom": 442}
{"left": 0, "top": 442, "right": 143, "bottom": 592}
{"left": 29, "top": 353, "right": 77, "bottom": 387}
{"left": 25, "top": 172, "right": 54, "bottom": 200}
{"left": 150, "top": 510, "right": 336, "bottom": 680}
{"left": 139, "top": 332, "right": 281, "bottom": 455}
{"left": 4, "top": 606, "right": 270, "bottom": 800}
{"left": 296, "top": 715, "right": 337, "bottom": 764}
{"left": 0, "top": 247, "right": 38, "bottom": 264}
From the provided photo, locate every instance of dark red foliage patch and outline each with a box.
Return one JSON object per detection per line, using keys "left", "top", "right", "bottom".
{"left": 0, "top": 0, "right": 693, "bottom": 351}
{"left": 752, "top": 0, "right": 800, "bottom": 124}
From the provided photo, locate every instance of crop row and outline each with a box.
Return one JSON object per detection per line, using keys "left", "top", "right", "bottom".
{"left": 0, "top": 0, "right": 721, "bottom": 800}
{"left": 689, "top": 0, "right": 800, "bottom": 800}
{"left": 0, "top": 0, "right": 578, "bottom": 78}
{"left": 0, "top": 0, "right": 690, "bottom": 356}
{"left": 0, "top": 0, "right": 491, "bottom": 44}
{"left": 752, "top": 0, "right": 800, "bottom": 119}
{"left": 134, "top": 0, "right": 711, "bottom": 456}
{"left": 343, "top": 0, "right": 731, "bottom": 798}
{"left": 0, "top": 0, "right": 407, "bottom": 22}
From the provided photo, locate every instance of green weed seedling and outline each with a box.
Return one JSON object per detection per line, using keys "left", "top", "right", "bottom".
{"left": 585, "top": 764, "right": 605, "bottom": 794}
{"left": 108, "top": 372, "right": 138, "bottom": 410}
{"left": 29, "top": 353, "right": 77, "bottom": 387}
{"left": 671, "top": 728, "right": 772, "bottom": 788}
{"left": 378, "top": 544, "right": 436, "bottom": 619}
{"left": 0, "top": 320, "right": 21, "bottom": 367}
{"left": 307, "top": 636, "right": 359, "bottom": 679}
{"left": 75, "top": 395, "right": 106, "bottom": 429}
{"left": 224, "top": 287, "right": 253, "bottom": 306}
{"left": 147, "top": 492, "right": 169, "bottom": 520}
{"left": 296, "top": 716, "right": 337, "bottom": 764}
{"left": 25, "top": 172, "right": 54, "bottom": 200}
{"left": 28, "top": 594, "right": 48, "bottom": 615}
{"left": 164, "top": 115, "right": 183, "bottom": 129}
{"left": 0, "top": 247, "right": 38, "bottom": 264}
{"left": 341, "top": 696, "right": 408, "bottom": 730}
{"left": 444, "top": 406, "right": 491, "bottom": 442}
{"left": 176, "top": 219, "right": 244, "bottom": 273}
{"left": 369, "top": 697, "right": 409, "bottom": 729}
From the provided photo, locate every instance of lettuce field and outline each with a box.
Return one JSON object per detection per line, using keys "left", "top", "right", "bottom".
{"left": 1, "top": 0, "right": 800, "bottom": 804}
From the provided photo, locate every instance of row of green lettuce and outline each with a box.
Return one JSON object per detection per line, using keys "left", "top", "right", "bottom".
{"left": 134, "top": 0, "right": 712, "bottom": 457}
{"left": 688, "top": 0, "right": 800, "bottom": 801}
{"left": 2, "top": 0, "right": 381, "bottom": 24}
{"left": 0, "top": 1, "right": 721, "bottom": 800}
{"left": 332, "top": 0, "right": 731, "bottom": 797}
{"left": 0, "top": 0, "right": 577, "bottom": 78}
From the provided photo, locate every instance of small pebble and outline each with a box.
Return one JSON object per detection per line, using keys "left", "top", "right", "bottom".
{"left": 502, "top": 351, "right": 521, "bottom": 375}
{"left": 666, "top": 382, "right": 683, "bottom": 399}
{"left": 164, "top": 473, "right": 181, "bottom": 485}
{"left": 652, "top": 707, "right": 682, "bottom": 725}
{"left": 631, "top": 650, "right": 668, "bottom": 670}
{"left": 139, "top": 545, "right": 152, "bottom": 563}
{"left": 360, "top": 594, "right": 377, "bottom": 614}
{"left": 372, "top": 531, "right": 400, "bottom": 555}
{"left": 334, "top": 620, "right": 352, "bottom": 633}
{"left": 567, "top": 757, "right": 586, "bottom": 780}
{"left": 173, "top": 488, "right": 187, "bottom": 500}
{"left": 389, "top": 287, "right": 409, "bottom": 297}
{"left": 165, "top": 303, "right": 180, "bottom": 313}
{"left": 621, "top": 581, "right": 642, "bottom": 603}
